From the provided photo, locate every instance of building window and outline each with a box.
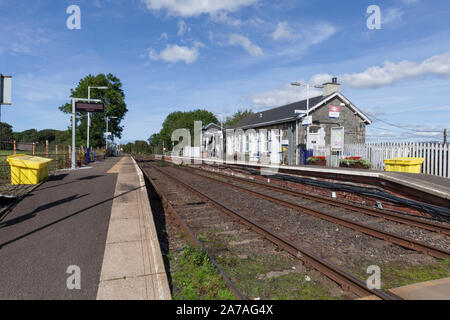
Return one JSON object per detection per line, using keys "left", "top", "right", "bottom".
{"left": 245, "top": 135, "right": 250, "bottom": 152}
{"left": 309, "top": 126, "right": 320, "bottom": 134}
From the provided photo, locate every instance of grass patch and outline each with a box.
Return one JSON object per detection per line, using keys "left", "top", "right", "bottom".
{"left": 157, "top": 159, "right": 167, "bottom": 167}
{"left": 379, "top": 259, "right": 450, "bottom": 289}
{"left": 170, "top": 245, "right": 236, "bottom": 300}
{"left": 216, "top": 251, "right": 338, "bottom": 300}
{"left": 246, "top": 272, "right": 338, "bottom": 300}
{"left": 352, "top": 259, "right": 450, "bottom": 290}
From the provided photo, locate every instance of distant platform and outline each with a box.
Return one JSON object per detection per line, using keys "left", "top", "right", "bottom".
{"left": 159, "top": 155, "right": 450, "bottom": 208}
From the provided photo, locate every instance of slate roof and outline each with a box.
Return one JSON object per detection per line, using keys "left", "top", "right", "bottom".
{"left": 202, "top": 123, "right": 222, "bottom": 131}
{"left": 229, "top": 92, "right": 372, "bottom": 129}
{"left": 230, "top": 95, "right": 325, "bottom": 129}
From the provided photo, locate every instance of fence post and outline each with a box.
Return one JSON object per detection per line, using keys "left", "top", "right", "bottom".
{"left": 32, "top": 143, "right": 35, "bottom": 156}
{"left": 55, "top": 145, "right": 58, "bottom": 171}
{"left": 68, "top": 145, "right": 71, "bottom": 168}
{"left": 13, "top": 141, "right": 16, "bottom": 155}
{"left": 46, "top": 140, "right": 49, "bottom": 158}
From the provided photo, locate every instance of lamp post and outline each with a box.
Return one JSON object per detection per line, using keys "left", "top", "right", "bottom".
{"left": 291, "top": 82, "right": 310, "bottom": 166}
{"left": 71, "top": 97, "right": 102, "bottom": 169}
{"left": 291, "top": 81, "right": 323, "bottom": 166}
{"left": 87, "top": 86, "right": 108, "bottom": 164}
{"left": 215, "top": 113, "right": 225, "bottom": 160}
{"left": 105, "top": 116, "right": 118, "bottom": 154}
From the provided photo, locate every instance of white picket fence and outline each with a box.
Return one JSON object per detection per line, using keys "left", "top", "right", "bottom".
{"left": 345, "top": 142, "right": 450, "bottom": 177}
{"left": 312, "top": 142, "right": 450, "bottom": 178}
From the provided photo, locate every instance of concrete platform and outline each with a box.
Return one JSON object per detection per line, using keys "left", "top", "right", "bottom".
{"left": 97, "top": 156, "right": 171, "bottom": 300}
{"left": 359, "top": 277, "right": 450, "bottom": 300}
{"left": 0, "top": 157, "right": 122, "bottom": 299}
{"left": 389, "top": 277, "right": 450, "bottom": 300}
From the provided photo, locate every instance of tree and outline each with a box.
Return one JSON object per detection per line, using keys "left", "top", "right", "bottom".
{"left": 13, "top": 129, "right": 38, "bottom": 142}
{"left": 122, "top": 140, "right": 151, "bottom": 154}
{"left": 149, "top": 109, "right": 218, "bottom": 151}
{"left": 0, "top": 122, "right": 14, "bottom": 150}
{"left": 59, "top": 73, "right": 128, "bottom": 148}
{"left": 37, "top": 129, "right": 56, "bottom": 144}
{"left": 225, "top": 109, "right": 254, "bottom": 127}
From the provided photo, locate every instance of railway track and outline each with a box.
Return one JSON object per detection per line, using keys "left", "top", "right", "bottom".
{"left": 193, "top": 165, "right": 450, "bottom": 236}
{"left": 178, "top": 164, "right": 450, "bottom": 260}
{"left": 139, "top": 160, "right": 245, "bottom": 300}
{"left": 139, "top": 159, "right": 399, "bottom": 300}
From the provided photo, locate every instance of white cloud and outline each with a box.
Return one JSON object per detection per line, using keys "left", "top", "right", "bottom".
{"left": 210, "top": 11, "right": 242, "bottom": 27}
{"left": 250, "top": 83, "right": 322, "bottom": 109}
{"left": 17, "top": 74, "right": 69, "bottom": 102}
{"left": 0, "top": 24, "right": 49, "bottom": 56}
{"left": 149, "top": 44, "right": 199, "bottom": 64}
{"left": 272, "top": 22, "right": 293, "bottom": 41}
{"left": 208, "top": 31, "right": 214, "bottom": 43}
{"left": 142, "top": 0, "right": 258, "bottom": 17}
{"left": 177, "top": 20, "right": 190, "bottom": 36}
{"left": 274, "top": 22, "right": 336, "bottom": 58}
{"left": 318, "top": 52, "right": 450, "bottom": 89}
{"left": 249, "top": 52, "right": 450, "bottom": 108}
{"left": 382, "top": 7, "right": 404, "bottom": 24}
{"left": 159, "top": 32, "right": 168, "bottom": 40}
{"left": 228, "top": 34, "right": 263, "bottom": 56}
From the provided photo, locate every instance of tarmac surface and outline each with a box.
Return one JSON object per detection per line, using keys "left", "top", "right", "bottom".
{"left": 0, "top": 157, "right": 121, "bottom": 299}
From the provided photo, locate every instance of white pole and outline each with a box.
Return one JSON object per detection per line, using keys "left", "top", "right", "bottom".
{"left": 87, "top": 87, "right": 90, "bottom": 149}
{"left": 106, "top": 117, "right": 109, "bottom": 150}
{"left": 306, "top": 84, "right": 310, "bottom": 113}
{"left": 72, "top": 98, "right": 76, "bottom": 169}
{"left": 295, "top": 119, "right": 299, "bottom": 165}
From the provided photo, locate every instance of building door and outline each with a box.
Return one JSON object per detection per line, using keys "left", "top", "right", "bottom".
{"left": 306, "top": 126, "right": 325, "bottom": 150}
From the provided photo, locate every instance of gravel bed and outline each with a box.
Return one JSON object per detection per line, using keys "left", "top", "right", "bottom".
{"left": 162, "top": 165, "right": 442, "bottom": 277}
{"left": 210, "top": 175, "right": 450, "bottom": 252}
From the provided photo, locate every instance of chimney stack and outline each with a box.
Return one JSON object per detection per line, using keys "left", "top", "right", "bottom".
{"left": 322, "top": 77, "right": 341, "bottom": 96}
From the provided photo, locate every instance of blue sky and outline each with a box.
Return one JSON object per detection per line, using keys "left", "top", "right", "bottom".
{"left": 1, "top": 0, "right": 450, "bottom": 143}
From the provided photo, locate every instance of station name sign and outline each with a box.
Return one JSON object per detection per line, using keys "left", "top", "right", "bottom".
{"left": 75, "top": 102, "right": 104, "bottom": 112}
{"left": 0, "top": 75, "right": 12, "bottom": 105}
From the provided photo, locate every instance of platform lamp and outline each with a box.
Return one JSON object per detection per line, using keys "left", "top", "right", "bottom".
{"left": 291, "top": 82, "right": 310, "bottom": 166}
{"left": 87, "top": 86, "right": 108, "bottom": 164}
{"left": 291, "top": 81, "right": 323, "bottom": 165}
{"left": 105, "top": 116, "right": 118, "bottom": 154}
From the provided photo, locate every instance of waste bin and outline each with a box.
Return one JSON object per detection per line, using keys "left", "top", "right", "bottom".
{"left": 383, "top": 157, "right": 424, "bottom": 174}
{"left": 7, "top": 154, "right": 53, "bottom": 185}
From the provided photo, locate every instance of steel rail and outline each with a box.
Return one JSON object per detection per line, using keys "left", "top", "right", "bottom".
{"left": 137, "top": 162, "right": 245, "bottom": 300}
{"left": 193, "top": 165, "right": 450, "bottom": 236}
{"left": 180, "top": 166, "right": 450, "bottom": 260}
{"left": 148, "top": 162, "right": 398, "bottom": 300}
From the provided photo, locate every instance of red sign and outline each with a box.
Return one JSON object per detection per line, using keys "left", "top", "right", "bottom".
{"left": 75, "top": 102, "right": 104, "bottom": 112}
{"left": 329, "top": 105, "right": 340, "bottom": 118}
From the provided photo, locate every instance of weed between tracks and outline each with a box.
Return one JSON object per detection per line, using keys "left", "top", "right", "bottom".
{"left": 201, "top": 232, "right": 340, "bottom": 300}
{"left": 169, "top": 245, "right": 235, "bottom": 300}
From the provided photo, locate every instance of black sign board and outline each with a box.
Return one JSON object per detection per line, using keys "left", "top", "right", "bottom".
{"left": 75, "top": 102, "right": 104, "bottom": 112}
